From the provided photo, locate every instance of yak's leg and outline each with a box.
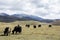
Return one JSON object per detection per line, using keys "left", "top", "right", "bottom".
{"left": 4, "top": 31, "right": 6, "bottom": 36}
{"left": 4, "top": 32, "right": 8, "bottom": 36}
{"left": 6, "top": 33, "right": 8, "bottom": 36}
{"left": 12, "top": 31, "right": 14, "bottom": 34}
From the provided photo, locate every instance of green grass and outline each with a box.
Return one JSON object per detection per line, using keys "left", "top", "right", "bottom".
{"left": 0, "top": 21, "right": 60, "bottom": 40}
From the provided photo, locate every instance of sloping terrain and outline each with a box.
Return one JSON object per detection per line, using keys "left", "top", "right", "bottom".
{"left": 0, "top": 21, "right": 60, "bottom": 40}
{"left": 52, "top": 20, "right": 60, "bottom": 25}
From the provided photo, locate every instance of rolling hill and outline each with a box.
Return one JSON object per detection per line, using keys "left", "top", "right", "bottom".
{"left": 0, "top": 13, "right": 54, "bottom": 23}
{"left": 52, "top": 19, "right": 60, "bottom": 25}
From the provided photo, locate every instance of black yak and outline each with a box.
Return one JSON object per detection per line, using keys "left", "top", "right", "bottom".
{"left": 26, "top": 24, "right": 30, "bottom": 28}
{"left": 12, "top": 25, "right": 22, "bottom": 34}
{"left": 49, "top": 25, "right": 52, "bottom": 27}
{"left": 4, "top": 27, "right": 11, "bottom": 36}
{"left": 33, "top": 25, "right": 36, "bottom": 28}
{"left": 38, "top": 25, "right": 41, "bottom": 27}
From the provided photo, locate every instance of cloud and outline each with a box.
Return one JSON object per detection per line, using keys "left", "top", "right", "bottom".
{"left": 43, "top": 13, "right": 60, "bottom": 19}
{"left": 0, "top": 0, "right": 60, "bottom": 19}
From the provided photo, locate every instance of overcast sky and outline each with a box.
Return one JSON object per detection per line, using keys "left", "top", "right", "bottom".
{"left": 0, "top": 0, "right": 60, "bottom": 19}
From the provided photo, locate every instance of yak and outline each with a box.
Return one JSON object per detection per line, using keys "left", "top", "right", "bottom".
{"left": 4, "top": 27, "right": 11, "bottom": 36}
{"left": 12, "top": 25, "right": 22, "bottom": 34}
{"left": 49, "top": 25, "right": 52, "bottom": 27}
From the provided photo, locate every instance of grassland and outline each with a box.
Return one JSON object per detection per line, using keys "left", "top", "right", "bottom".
{"left": 0, "top": 21, "right": 60, "bottom": 40}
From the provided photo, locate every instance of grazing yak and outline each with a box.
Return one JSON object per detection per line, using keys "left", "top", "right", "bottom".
{"left": 38, "top": 25, "right": 41, "bottom": 27}
{"left": 26, "top": 24, "right": 30, "bottom": 28}
{"left": 12, "top": 25, "right": 22, "bottom": 34}
{"left": 33, "top": 25, "right": 36, "bottom": 28}
{"left": 49, "top": 25, "right": 52, "bottom": 27}
{"left": 4, "top": 27, "right": 11, "bottom": 36}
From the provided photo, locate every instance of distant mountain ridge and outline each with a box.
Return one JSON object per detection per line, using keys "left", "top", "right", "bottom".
{"left": 0, "top": 13, "right": 9, "bottom": 16}
{"left": 0, "top": 13, "right": 54, "bottom": 23}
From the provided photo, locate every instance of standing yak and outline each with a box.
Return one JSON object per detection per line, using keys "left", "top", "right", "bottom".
{"left": 4, "top": 27, "right": 11, "bottom": 36}
{"left": 12, "top": 25, "right": 22, "bottom": 34}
